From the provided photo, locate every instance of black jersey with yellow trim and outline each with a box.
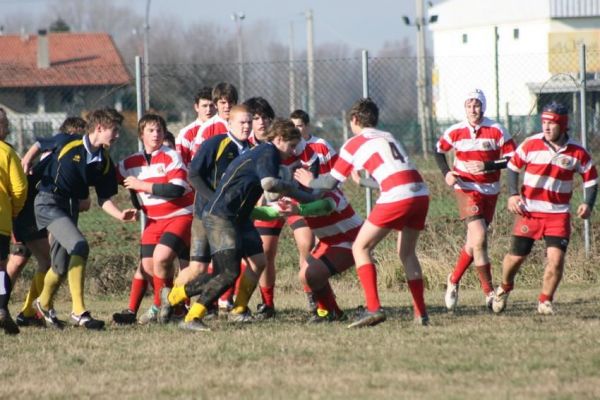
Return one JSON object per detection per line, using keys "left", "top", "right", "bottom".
{"left": 37, "top": 133, "right": 118, "bottom": 200}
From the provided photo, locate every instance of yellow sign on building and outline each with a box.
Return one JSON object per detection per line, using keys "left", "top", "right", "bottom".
{"left": 548, "top": 31, "right": 600, "bottom": 73}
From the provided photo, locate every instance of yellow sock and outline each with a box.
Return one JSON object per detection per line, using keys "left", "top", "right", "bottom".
{"left": 68, "top": 255, "right": 86, "bottom": 315}
{"left": 21, "top": 271, "right": 46, "bottom": 317}
{"left": 233, "top": 273, "right": 258, "bottom": 312}
{"left": 168, "top": 285, "right": 188, "bottom": 306}
{"left": 38, "top": 269, "right": 63, "bottom": 310}
{"left": 184, "top": 303, "right": 206, "bottom": 322}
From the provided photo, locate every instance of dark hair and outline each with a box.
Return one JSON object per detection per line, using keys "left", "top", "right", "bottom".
{"left": 59, "top": 117, "right": 87, "bottom": 135}
{"left": 212, "top": 82, "right": 238, "bottom": 104}
{"left": 243, "top": 97, "right": 275, "bottom": 119}
{"left": 290, "top": 109, "right": 309, "bottom": 124}
{"left": 349, "top": 97, "right": 379, "bottom": 128}
{"left": 164, "top": 130, "right": 176, "bottom": 148}
{"left": 264, "top": 118, "right": 301, "bottom": 142}
{"left": 194, "top": 87, "right": 213, "bottom": 104}
{"left": 86, "top": 108, "right": 124, "bottom": 133}
{"left": 138, "top": 113, "right": 167, "bottom": 137}
{"left": 543, "top": 101, "right": 568, "bottom": 115}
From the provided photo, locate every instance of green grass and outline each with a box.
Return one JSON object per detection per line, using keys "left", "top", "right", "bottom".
{"left": 2, "top": 284, "right": 600, "bottom": 399}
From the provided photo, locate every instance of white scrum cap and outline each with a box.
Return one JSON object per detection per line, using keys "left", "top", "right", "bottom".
{"left": 464, "top": 89, "right": 486, "bottom": 114}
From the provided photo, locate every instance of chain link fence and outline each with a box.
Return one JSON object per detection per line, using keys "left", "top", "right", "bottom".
{"left": 3, "top": 48, "right": 600, "bottom": 290}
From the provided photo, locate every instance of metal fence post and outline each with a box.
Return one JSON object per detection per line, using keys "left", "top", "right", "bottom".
{"left": 579, "top": 43, "right": 590, "bottom": 257}
{"left": 362, "top": 50, "right": 372, "bottom": 215}
{"left": 135, "top": 56, "right": 146, "bottom": 231}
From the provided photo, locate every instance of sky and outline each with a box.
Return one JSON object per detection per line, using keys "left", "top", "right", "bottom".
{"left": 0, "top": 0, "right": 441, "bottom": 53}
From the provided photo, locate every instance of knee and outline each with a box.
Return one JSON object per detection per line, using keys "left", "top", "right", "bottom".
{"left": 71, "top": 240, "right": 89, "bottom": 259}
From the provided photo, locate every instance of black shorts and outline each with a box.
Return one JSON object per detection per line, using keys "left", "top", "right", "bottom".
{"left": 13, "top": 199, "right": 47, "bottom": 243}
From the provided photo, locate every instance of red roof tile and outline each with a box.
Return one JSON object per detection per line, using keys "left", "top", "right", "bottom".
{"left": 0, "top": 32, "right": 131, "bottom": 88}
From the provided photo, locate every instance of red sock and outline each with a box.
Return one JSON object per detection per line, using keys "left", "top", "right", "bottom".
{"left": 220, "top": 286, "right": 235, "bottom": 303}
{"left": 357, "top": 263, "right": 381, "bottom": 312}
{"left": 450, "top": 248, "right": 473, "bottom": 284}
{"left": 260, "top": 286, "right": 274, "bottom": 307}
{"left": 407, "top": 279, "right": 427, "bottom": 317}
{"left": 539, "top": 293, "right": 553, "bottom": 303}
{"left": 475, "top": 263, "right": 493, "bottom": 294}
{"left": 313, "top": 282, "right": 341, "bottom": 314}
{"left": 152, "top": 276, "right": 166, "bottom": 307}
{"left": 501, "top": 282, "right": 514, "bottom": 292}
{"left": 128, "top": 278, "right": 147, "bottom": 313}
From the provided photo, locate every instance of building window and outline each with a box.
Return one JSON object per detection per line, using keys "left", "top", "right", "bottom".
{"left": 61, "top": 88, "right": 74, "bottom": 105}
{"left": 513, "top": 28, "right": 519, "bottom": 39}
{"left": 24, "top": 90, "right": 36, "bottom": 109}
{"left": 462, "top": 33, "right": 468, "bottom": 44}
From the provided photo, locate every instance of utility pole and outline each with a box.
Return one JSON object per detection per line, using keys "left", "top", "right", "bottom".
{"left": 416, "top": 0, "right": 430, "bottom": 158}
{"left": 143, "top": 0, "right": 151, "bottom": 111}
{"left": 232, "top": 12, "right": 246, "bottom": 101}
{"left": 306, "top": 9, "right": 315, "bottom": 117}
{"left": 289, "top": 21, "right": 296, "bottom": 113}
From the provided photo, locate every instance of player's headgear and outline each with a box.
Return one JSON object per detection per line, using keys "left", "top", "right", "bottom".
{"left": 464, "top": 89, "right": 486, "bottom": 114}
{"left": 541, "top": 101, "right": 569, "bottom": 133}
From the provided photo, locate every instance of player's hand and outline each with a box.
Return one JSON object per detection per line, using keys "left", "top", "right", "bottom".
{"left": 79, "top": 197, "right": 92, "bottom": 212}
{"left": 350, "top": 170, "right": 361, "bottom": 185}
{"left": 275, "top": 199, "right": 299, "bottom": 216}
{"left": 444, "top": 171, "right": 460, "bottom": 186}
{"left": 463, "top": 160, "right": 485, "bottom": 174}
{"left": 123, "top": 176, "right": 140, "bottom": 191}
{"left": 294, "top": 168, "right": 313, "bottom": 187}
{"left": 121, "top": 208, "right": 139, "bottom": 222}
{"left": 577, "top": 203, "right": 591, "bottom": 219}
{"left": 507, "top": 195, "right": 525, "bottom": 216}
{"left": 21, "top": 158, "right": 32, "bottom": 175}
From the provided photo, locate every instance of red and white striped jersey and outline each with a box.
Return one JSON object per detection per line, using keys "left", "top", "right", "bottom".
{"left": 304, "top": 189, "right": 363, "bottom": 248}
{"left": 191, "top": 114, "right": 229, "bottom": 155}
{"left": 176, "top": 119, "right": 203, "bottom": 168}
{"left": 508, "top": 133, "right": 598, "bottom": 214}
{"left": 296, "top": 135, "right": 338, "bottom": 176}
{"left": 437, "top": 117, "right": 516, "bottom": 195}
{"left": 331, "top": 128, "right": 428, "bottom": 204}
{"left": 117, "top": 145, "right": 194, "bottom": 220}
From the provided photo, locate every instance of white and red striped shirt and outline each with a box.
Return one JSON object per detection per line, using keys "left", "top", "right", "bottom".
{"left": 176, "top": 119, "right": 202, "bottom": 168}
{"left": 118, "top": 145, "right": 194, "bottom": 220}
{"left": 331, "top": 128, "right": 428, "bottom": 204}
{"left": 191, "top": 114, "right": 229, "bottom": 156}
{"left": 304, "top": 189, "right": 362, "bottom": 248}
{"left": 437, "top": 117, "right": 516, "bottom": 195}
{"left": 296, "top": 135, "right": 338, "bottom": 176}
{"left": 508, "top": 133, "right": 598, "bottom": 214}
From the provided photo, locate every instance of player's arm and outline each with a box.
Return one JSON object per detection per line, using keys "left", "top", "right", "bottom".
{"left": 294, "top": 169, "right": 339, "bottom": 191}
{"left": 99, "top": 197, "right": 138, "bottom": 221}
{"left": 506, "top": 168, "right": 525, "bottom": 215}
{"left": 187, "top": 151, "right": 214, "bottom": 201}
{"left": 260, "top": 176, "right": 319, "bottom": 203}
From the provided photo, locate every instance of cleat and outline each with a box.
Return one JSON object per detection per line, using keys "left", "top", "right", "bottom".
{"left": 203, "top": 304, "right": 219, "bottom": 321}
{"left": 228, "top": 308, "right": 253, "bottom": 323}
{"left": 34, "top": 299, "right": 65, "bottom": 329}
{"left": 112, "top": 309, "right": 137, "bottom": 325}
{"left": 537, "top": 300, "right": 554, "bottom": 315}
{"left": 0, "top": 309, "right": 20, "bottom": 335}
{"left": 138, "top": 305, "right": 159, "bottom": 325}
{"left": 305, "top": 292, "right": 317, "bottom": 313}
{"left": 347, "top": 306, "right": 386, "bottom": 328}
{"left": 492, "top": 287, "right": 510, "bottom": 314}
{"left": 167, "top": 285, "right": 188, "bottom": 306}
{"left": 414, "top": 314, "right": 430, "bottom": 326}
{"left": 307, "top": 309, "right": 346, "bottom": 324}
{"left": 255, "top": 303, "right": 276, "bottom": 320}
{"left": 158, "top": 287, "right": 172, "bottom": 324}
{"left": 485, "top": 291, "right": 495, "bottom": 310}
{"left": 70, "top": 311, "right": 105, "bottom": 330}
{"left": 444, "top": 273, "right": 459, "bottom": 311}
{"left": 16, "top": 311, "right": 45, "bottom": 327}
{"left": 179, "top": 318, "right": 211, "bottom": 332}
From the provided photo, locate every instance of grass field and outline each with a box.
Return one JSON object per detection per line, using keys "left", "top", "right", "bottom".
{"left": 2, "top": 281, "right": 600, "bottom": 400}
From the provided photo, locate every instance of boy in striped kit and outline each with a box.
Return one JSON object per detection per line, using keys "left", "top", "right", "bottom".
{"left": 492, "top": 101, "right": 597, "bottom": 315}
{"left": 295, "top": 98, "right": 430, "bottom": 327}
{"left": 175, "top": 87, "right": 215, "bottom": 168}
{"left": 435, "top": 88, "right": 516, "bottom": 311}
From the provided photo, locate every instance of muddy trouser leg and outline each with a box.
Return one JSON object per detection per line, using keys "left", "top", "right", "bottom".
{"left": 190, "top": 214, "right": 241, "bottom": 307}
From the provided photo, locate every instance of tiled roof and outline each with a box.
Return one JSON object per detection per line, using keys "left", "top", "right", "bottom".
{"left": 0, "top": 32, "right": 131, "bottom": 88}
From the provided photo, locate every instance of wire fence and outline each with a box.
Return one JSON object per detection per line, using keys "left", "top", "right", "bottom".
{"left": 2, "top": 48, "right": 600, "bottom": 286}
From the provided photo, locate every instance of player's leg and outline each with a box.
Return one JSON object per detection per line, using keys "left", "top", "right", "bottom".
{"left": 15, "top": 237, "right": 50, "bottom": 325}
{"left": 491, "top": 236, "right": 532, "bottom": 314}
{"left": 290, "top": 217, "right": 316, "bottom": 312}
{"left": 537, "top": 236, "right": 567, "bottom": 315}
{"left": 465, "top": 217, "right": 495, "bottom": 304}
{"left": 257, "top": 232, "right": 279, "bottom": 313}
{"left": 397, "top": 227, "right": 428, "bottom": 323}
{"left": 0, "top": 235, "right": 19, "bottom": 334}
